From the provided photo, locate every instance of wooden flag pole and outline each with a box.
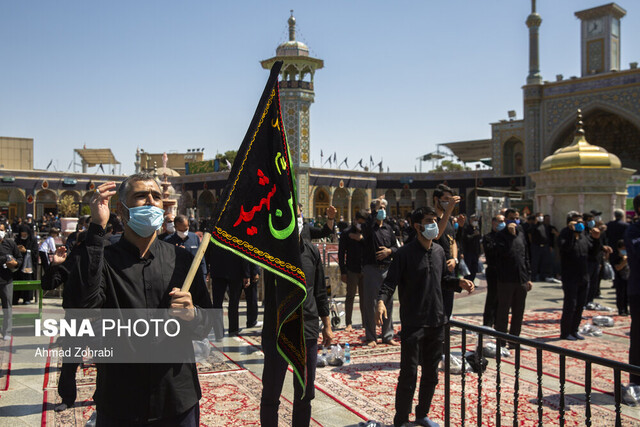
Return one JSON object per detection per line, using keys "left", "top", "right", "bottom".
{"left": 180, "top": 231, "right": 212, "bottom": 293}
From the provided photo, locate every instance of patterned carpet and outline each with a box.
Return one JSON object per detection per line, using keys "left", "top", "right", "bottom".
{"left": 0, "top": 336, "right": 12, "bottom": 391}
{"left": 313, "top": 352, "right": 640, "bottom": 426}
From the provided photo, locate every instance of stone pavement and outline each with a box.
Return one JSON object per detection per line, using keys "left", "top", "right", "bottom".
{"left": 0, "top": 275, "right": 636, "bottom": 426}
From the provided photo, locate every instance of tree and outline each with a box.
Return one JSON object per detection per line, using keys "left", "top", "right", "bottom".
{"left": 215, "top": 150, "right": 238, "bottom": 167}
{"left": 429, "top": 160, "right": 470, "bottom": 172}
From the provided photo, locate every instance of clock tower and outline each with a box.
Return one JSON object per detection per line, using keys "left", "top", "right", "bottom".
{"left": 575, "top": 3, "right": 626, "bottom": 76}
{"left": 261, "top": 11, "right": 323, "bottom": 218}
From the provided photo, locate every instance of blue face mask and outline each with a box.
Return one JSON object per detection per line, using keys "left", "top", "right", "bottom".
{"left": 496, "top": 222, "right": 506, "bottom": 231}
{"left": 454, "top": 222, "right": 459, "bottom": 230}
{"left": 422, "top": 223, "right": 439, "bottom": 240}
{"left": 506, "top": 219, "right": 517, "bottom": 225}
{"left": 574, "top": 222, "right": 585, "bottom": 233}
{"left": 620, "top": 249, "right": 627, "bottom": 256}
{"left": 588, "top": 220, "right": 596, "bottom": 229}
{"left": 376, "top": 209, "right": 386, "bottom": 221}
{"left": 122, "top": 204, "right": 165, "bottom": 237}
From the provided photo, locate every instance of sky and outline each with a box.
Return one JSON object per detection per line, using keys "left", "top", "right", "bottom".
{"left": 1, "top": 1, "right": 639, "bottom": 175}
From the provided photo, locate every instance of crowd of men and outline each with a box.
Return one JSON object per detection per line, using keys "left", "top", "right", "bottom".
{"left": 1, "top": 175, "right": 639, "bottom": 427}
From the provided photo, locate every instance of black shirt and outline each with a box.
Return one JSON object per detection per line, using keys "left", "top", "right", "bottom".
{"left": 559, "top": 227, "right": 598, "bottom": 282}
{"left": 338, "top": 224, "right": 364, "bottom": 274}
{"left": 435, "top": 216, "right": 455, "bottom": 260}
{"left": 66, "top": 223, "right": 213, "bottom": 422}
{"left": 262, "top": 239, "right": 330, "bottom": 341}
{"left": 300, "top": 222, "right": 333, "bottom": 242}
{"left": 462, "top": 223, "right": 481, "bottom": 256}
{"left": 378, "top": 240, "right": 461, "bottom": 328}
{"left": 495, "top": 226, "right": 531, "bottom": 285}
{"left": 362, "top": 219, "right": 398, "bottom": 268}
{"left": 0, "top": 238, "right": 22, "bottom": 285}
{"left": 482, "top": 230, "right": 499, "bottom": 268}
{"left": 529, "top": 223, "right": 550, "bottom": 246}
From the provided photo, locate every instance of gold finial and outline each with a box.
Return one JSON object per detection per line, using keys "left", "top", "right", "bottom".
{"left": 288, "top": 10, "right": 296, "bottom": 41}
{"left": 532, "top": 0, "right": 536, "bottom": 14}
{"left": 575, "top": 109, "right": 585, "bottom": 137}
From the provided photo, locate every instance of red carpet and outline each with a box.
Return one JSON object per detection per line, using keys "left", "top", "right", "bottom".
{"left": 313, "top": 352, "right": 640, "bottom": 426}
{"left": 0, "top": 336, "right": 12, "bottom": 391}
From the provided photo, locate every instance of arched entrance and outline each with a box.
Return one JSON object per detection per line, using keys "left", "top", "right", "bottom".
{"left": 351, "top": 189, "right": 367, "bottom": 220}
{"left": 503, "top": 138, "right": 525, "bottom": 175}
{"left": 36, "top": 190, "right": 58, "bottom": 217}
{"left": 197, "top": 190, "right": 215, "bottom": 220}
{"left": 550, "top": 109, "right": 640, "bottom": 172}
{"left": 312, "top": 187, "right": 330, "bottom": 220}
{"left": 332, "top": 188, "right": 349, "bottom": 221}
{"left": 179, "top": 191, "right": 193, "bottom": 216}
{"left": 0, "top": 189, "right": 26, "bottom": 219}
{"left": 399, "top": 189, "right": 412, "bottom": 218}
{"left": 415, "top": 189, "right": 427, "bottom": 209}
{"left": 385, "top": 190, "right": 397, "bottom": 217}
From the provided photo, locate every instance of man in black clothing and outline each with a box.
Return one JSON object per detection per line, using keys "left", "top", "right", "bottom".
{"left": 377, "top": 207, "right": 474, "bottom": 427}
{"left": 66, "top": 174, "right": 214, "bottom": 425}
{"left": 207, "top": 244, "right": 259, "bottom": 337}
{"left": 607, "top": 209, "right": 629, "bottom": 249}
{"left": 299, "top": 203, "right": 336, "bottom": 241}
{"left": 584, "top": 211, "right": 612, "bottom": 306}
{"left": 260, "top": 230, "right": 333, "bottom": 427}
{"left": 432, "top": 184, "right": 460, "bottom": 318}
{"left": 461, "top": 213, "right": 481, "bottom": 282}
{"left": 361, "top": 197, "right": 399, "bottom": 347}
{"left": 157, "top": 213, "right": 175, "bottom": 241}
{"left": 528, "top": 212, "right": 552, "bottom": 282}
{"left": 559, "top": 211, "right": 600, "bottom": 340}
{"left": 0, "top": 223, "right": 21, "bottom": 340}
{"left": 495, "top": 208, "right": 533, "bottom": 342}
{"left": 338, "top": 209, "right": 367, "bottom": 332}
{"left": 481, "top": 214, "right": 504, "bottom": 328}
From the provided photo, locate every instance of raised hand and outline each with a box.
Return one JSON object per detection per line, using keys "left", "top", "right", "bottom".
{"left": 91, "top": 182, "right": 117, "bottom": 228}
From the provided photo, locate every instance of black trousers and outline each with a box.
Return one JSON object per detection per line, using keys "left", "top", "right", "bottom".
{"left": 96, "top": 404, "right": 199, "bottom": 426}
{"left": 212, "top": 277, "right": 257, "bottom": 333}
{"left": 495, "top": 281, "right": 528, "bottom": 338}
{"left": 482, "top": 266, "right": 498, "bottom": 327}
{"left": 586, "top": 261, "right": 602, "bottom": 304}
{"left": 442, "top": 288, "right": 454, "bottom": 319}
{"left": 560, "top": 278, "right": 588, "bottom": 338}
{"left": 630, "top": 295, "right": 640, "bottom": 385}
{"left": 614, "top": 277, "right": 629, "bottom": 314}
{"left": 393, "top": 325, "right": 444, "bottom": 427}
{"left": 530, "top": 244, "right": 552, "bottom": 281}
{"left": 260, "top": 337, "right": 317, "bottom": 427}
{"left": 58, "top": 361, "right": 80, "bottom": 405}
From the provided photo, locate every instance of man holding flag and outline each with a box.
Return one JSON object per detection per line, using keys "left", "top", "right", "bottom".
{"left": 208, "top": 60, "right": 329, "bottom": 425}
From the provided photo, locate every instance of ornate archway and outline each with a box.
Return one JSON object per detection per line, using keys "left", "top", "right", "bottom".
{"left": 550, "top": 109, "right": 640, "bottom": 172}
{"left": 36, "top": 189, "right": 58, "bottom": 217}
{"left": 503, "top": 138, "right": 525, "bottom": 175}
{"left": 384, "top": 189, "right": 397, "bottom": 217}
{"left": 331, "top": 188, "right": 349, "bottom": 221}
{"left": 197, "top": 190, "right": 215, "bottom": 219}
{"left": 351, "top": 189, "right": 367, "bottom": 220}
{"left": 0, "top": 188, "right": 26, "bottom": 219}
{"left": 312, "top": 187, "right": 330, "bottom": 219}
{"left": 415, "top": 189, "right": 427, "bottom": 209}
{"left": 399, "top": 189, "right": 412, "bottom": 218}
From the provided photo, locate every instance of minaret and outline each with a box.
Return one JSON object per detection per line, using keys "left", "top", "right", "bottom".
{"left": 261, "top": 11, "right": 324, "bottom": 217}
{"left": 526, "top": 0, "right": 542, "bottom": 84}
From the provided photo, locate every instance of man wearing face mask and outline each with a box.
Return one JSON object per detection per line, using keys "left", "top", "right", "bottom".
{"left": 158, "top": 213, "right": 175, "bottom": 241}
{"left": 559, "top": 211, "right": 600, "bottom": 340}
{"left": 481, "top": 214, "right": 504, "bottom": 328}
{"left": 165, "top": 214, "right": 207, "bottom": 284}
{"left": 65, "top": 173, "right": 214, "bottom": 425}
{"left": 359, "top": 197, "right": 399, "bottom": 347}
{"left": 432, "top": 184, "right": 461, "bottom": 319}
{"left": 377, "top": 207, "right": 474, "bottom": 427}
{"left": 495, "top": 208, "right": 533, "bottom": 345}
{"left": 528, "top": 212, "right": 552, "bottom": 282}
{"left": 0, "top": 223, "right": 21, "bottom": 340}
{"left": 338, "top": 209, "right": 367, "bottom": 332}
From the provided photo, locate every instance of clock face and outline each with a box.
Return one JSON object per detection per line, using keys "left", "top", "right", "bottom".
{"left": 587, "top": 18, "right": 604, "bottom": 36}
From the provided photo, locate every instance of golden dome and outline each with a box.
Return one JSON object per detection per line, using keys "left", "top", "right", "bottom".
{"left": 540, "top": 110, "right": 622, "bottom": 171}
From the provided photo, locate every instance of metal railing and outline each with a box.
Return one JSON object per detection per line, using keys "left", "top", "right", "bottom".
{"left": 443, "top": 319, "right": 640, "bottom": 427}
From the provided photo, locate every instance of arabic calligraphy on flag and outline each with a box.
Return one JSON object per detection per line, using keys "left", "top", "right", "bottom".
{"left": 208, "top": 60, "right": 308, "bottom": 390}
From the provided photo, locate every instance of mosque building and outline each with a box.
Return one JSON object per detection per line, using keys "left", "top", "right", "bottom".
{"left": 169, "top": 2, "right": 638, "bottom": 224}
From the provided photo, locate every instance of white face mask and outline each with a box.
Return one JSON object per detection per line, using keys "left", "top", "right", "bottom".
{"left": 471, "top": 221, "right": 478, "bottom": 227}
{"left": 297, "top": 216, "right": 304, "bottom": 236}
{"left": 177, "top": 229, "right": 189, "bottom": 239}
{"left": 537, "top": 216, "right": 544, "bottom": 222}
{"left": 355, "top": 223, "right": 362, "bottom": 231}
{"left": 166, "top": 222, "right": 175, "bottom": 234}
{"left": 0, "top": 230, "right": 5, "bottom": 240}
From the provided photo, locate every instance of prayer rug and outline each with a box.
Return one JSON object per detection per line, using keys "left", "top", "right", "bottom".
{"left": 0, "top": 336, "right": 12, "bottom": 391}
{"left": 313, "top": 352, "right": 640, "bottom": 426}
{"left": 42, "top": 371, "right": 322, "bottom": 426}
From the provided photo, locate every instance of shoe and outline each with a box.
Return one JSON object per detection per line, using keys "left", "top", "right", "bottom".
{"left": 585, "top": 302, "right": 597, "bottom": 310}
{"left": 2, "top": 335, "right": 10, "bottom": 341}
{"left": 247, "top": 321, "right": 263, "bottom": 328}
{"left": 572, "top": 333, "right": 585, "bottom": 340}
{"left": 54, "top": 402, "right": 73, "bottom": 412}
{"left": 620, "top": 311, "right": 630, "bottom": 317}
{"left": 345, "top": 324, "right": 353, "bottom": 332}
{"left": 366, "top": 340, "right": 377, "bottom": 348}
{"left": 23, "top": 300, "right": 33, "bottom": 305}
{"left": 382, "top": 339, "right": 400, "bottom": 347}
{"left": 415, "top": 416, "right": 440, "bottom": 427}
{"left": 228, "top": 330, "right": 241, "bottom": 337}
{"left": 561, "top": 334, "right": 577, "bottom": 341}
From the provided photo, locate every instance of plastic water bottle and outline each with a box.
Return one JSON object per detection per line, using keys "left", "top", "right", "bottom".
{"left": 344, "top": 343, "right": 351, "bottom": 364}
